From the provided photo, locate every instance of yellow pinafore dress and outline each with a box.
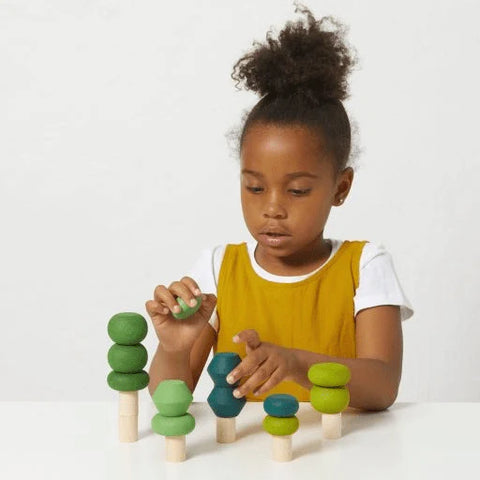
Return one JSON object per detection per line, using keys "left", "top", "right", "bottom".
{"left": 213, "top": 240, "right": 367, "bottom": 401}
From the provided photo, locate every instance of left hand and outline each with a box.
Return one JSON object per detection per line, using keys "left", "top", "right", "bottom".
{"left": 226, "top": 329, "right": 295, "bottom": 398}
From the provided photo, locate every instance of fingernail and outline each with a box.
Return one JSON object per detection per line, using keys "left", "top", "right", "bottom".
{"left": 162, "top": 307, "right": 169, "bottom": 314}
{"left": 194, "top": 288, "right": 201, "bottom": 295}
{"left": 226, "top": 375, "right": 234, "bottom": 384}
{"left": 253, "top": 390, "right": 260, "bottom": 396}
{"left": 232, "top": 335, "right": 239, "bottom": 343}
{"left": 233, "top": 390, "right": 241, "bottom": 398}
{"left": 173, "top": 305, "right": 181, "bottom": 313}
{"left": 189, "top": 299, "right": 197, "bottom": 307}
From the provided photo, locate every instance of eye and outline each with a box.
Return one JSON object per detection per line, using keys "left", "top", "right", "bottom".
{"left": 289, "top": 189, "right": 311, "bottom": 196}
{"left": 246, "top": 186, "right": 264, "bottom": 193}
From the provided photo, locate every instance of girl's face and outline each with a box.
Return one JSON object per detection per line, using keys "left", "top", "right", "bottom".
{"left": 240, "top": 122, "right": 353, "bottom": 273}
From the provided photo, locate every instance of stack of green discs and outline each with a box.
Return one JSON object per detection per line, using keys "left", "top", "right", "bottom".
{"left": 107, "top": 312, "right": 149, "bottom": 442}
{"left": 151, "top": 379, "right": 195, "bottom": 462}
{"left": 308, "top": 362, "right": 351, "bottom": 439}
{"left": 263, "top": 394, "right": 299, "bottom": 462}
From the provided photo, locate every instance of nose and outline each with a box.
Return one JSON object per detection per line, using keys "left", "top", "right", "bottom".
{"left": 263, "top": 198, "right": 287, "bottom": 219}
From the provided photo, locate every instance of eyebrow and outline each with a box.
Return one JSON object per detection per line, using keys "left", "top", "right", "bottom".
{"left": 241, "top": 169, "right": 318, "bottom": 179}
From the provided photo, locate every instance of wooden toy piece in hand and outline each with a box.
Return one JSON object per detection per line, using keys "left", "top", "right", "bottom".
{"left": 172, "top": 295, "right": 202, "bottom": 319}
{"left": 308, "top": 362, "right": 351, "bottom": 439}
{"left": 107, "top": 312, "right": 150, "bottom": 442}
{"left": 207, "top": 352, "right": 246, "bottom": 443}
{"left": 151, "top": 380, "right": 195, "bottom": 462}
{"left": 263, "top": 394, "right": 299, "bottom": 462}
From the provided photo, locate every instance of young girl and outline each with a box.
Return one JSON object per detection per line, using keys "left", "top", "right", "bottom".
{"left": 146, "top": 4, "right": 413, "bottom": 411}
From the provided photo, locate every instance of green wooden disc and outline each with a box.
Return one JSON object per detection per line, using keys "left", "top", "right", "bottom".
{"left": 262, "top": 415, "right": 299, "bottom": 436}
{"left": 151, "top": 413, "right": 195, "bottom": 436}
{"left": 107, "top": 312, "right": 148, "bottom": 345}
{"left": 107, "top": 370, "right": 149, "bottom": 391}
{"left": 172, "top": 296, "right": 202, "bottom": 320}
{"left": 152, "top": 379, "right": 193, "bottom": 416}
{"left": 310, "top": 385, "right": 350, "bottom": 414}
{"left": 108, "top": 344, "right": 148, "bottom": 373}
{"left": 307, "top": 362, "right": 351, "bottom": 387}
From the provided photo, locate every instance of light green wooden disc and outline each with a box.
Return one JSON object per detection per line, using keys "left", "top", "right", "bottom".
{"left": 151, "top": 413, "right": 195, "bottom": 436}
{"left": 307, "top": 362, "right": 351, "bottom": 387}
{"left": 310, "top": 385, "right": 350, "bottom": 414}
{"left": 152, "top": 379, "right": 193, "bottom": 416}
{"left": 262, "top": 415, "right": 299, "bottom": 436}
{"left": 172, "top": 296, "right": 202, "bottom": 320}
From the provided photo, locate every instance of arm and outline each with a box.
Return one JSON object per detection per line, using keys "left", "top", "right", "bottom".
{"left": 229, "top": 305, "right": 403, "bottom": 411}
{"left": 148, "top": 322, "right": 216, "bottom": 396}
{"left": 290, "top": 305, "right": 403, "bottom": 410}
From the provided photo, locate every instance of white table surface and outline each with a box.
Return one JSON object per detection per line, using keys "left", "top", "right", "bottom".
{"left": 1, "top": 400, "right": 478, "bottom": 480}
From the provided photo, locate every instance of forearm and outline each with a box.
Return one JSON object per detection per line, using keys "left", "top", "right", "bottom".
{"left": 148, "top": 343, "right": 193, "bottom": 396}
{"left": 289, "top": 348, "right": 399, "bottom": 411}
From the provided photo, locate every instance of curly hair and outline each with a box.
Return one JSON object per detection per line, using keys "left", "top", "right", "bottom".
{"left": 229, "top": 2, "right": 360, "bottom": 174}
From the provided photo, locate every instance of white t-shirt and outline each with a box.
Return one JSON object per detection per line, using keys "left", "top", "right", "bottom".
{"left": 186, "top": 239, "right": 414, "bottom": 332}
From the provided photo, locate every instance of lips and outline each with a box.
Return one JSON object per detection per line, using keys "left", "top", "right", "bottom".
{"left": 259, "top": 226, "right": 290, "bottom": 236}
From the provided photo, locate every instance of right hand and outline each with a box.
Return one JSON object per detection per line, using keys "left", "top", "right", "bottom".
{"left": 145, "top": 276, "right": 217, "bottom": 353}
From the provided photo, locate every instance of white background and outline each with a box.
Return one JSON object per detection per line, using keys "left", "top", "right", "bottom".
{"left": 1, "top": 0, "right": 479, "bottom": 402}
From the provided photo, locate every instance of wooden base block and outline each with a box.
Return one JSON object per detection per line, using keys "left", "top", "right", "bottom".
{"left": 118, "top": 391, "right": 138, "bottom": 443}
{"left": 165, "top": 435, "right": 186, "bottom": 462}
{"left": 322, "top": 412, "right": 342, "bottom": 439}
{"left": 216, "top": 417, "right": 236, "bottom": 443}
{"left": 272, "top": 435, "right": 292, "bottom": 462}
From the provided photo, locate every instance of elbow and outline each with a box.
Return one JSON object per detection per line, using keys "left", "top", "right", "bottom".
{"left": 370, "top": 385, "right": 399, "bottom": 412}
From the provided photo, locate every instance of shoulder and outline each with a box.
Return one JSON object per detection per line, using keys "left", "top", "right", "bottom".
{"left": 352, "top": 240, "right": 414, "bottom": 321}
{"left": 188, "top": 242, "right": 247, "bottom": 288}
{"left": 359, "top": 241, "right": 392, "bottom": 269}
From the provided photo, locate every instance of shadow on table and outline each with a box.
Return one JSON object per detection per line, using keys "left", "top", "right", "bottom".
{"left": 293, "top": 402, "right": 416, "bottom": 459}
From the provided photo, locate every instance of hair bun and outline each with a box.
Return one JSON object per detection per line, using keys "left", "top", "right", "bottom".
{"left": 232, "top": 3, "right": 357, "bottom": 102}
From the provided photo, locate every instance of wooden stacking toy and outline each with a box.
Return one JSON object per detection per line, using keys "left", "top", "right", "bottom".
{"left": 151, "top": 380, "right": 195, "bottom": 462}
{"left": 107, "top": 312, "right": 149, "bottom": 442}
{"left": 207, "top": 352, "right": 246, "bottom": 443}
{"left": 172, "top": 295, "right": 202, "bottom": 319}
{"left": 308, "top": 362, "right": 351, "bottom": 439}
{"left": 263, "top": 394, "right": 299, "bottom": 462}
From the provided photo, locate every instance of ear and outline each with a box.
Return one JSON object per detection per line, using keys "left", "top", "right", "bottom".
{"left": 333, "top": 167, "right": 354, "bottom": 206}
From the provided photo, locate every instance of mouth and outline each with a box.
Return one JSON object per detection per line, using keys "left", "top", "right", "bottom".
{"left": 258, "top": 232, "right": 291, "bottom": 246}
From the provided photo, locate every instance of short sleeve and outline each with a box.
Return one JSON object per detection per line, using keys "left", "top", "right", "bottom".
{"left": 185, "top": 245, "right": 225, "bottom": 332}
{"left": 354, "top": 243, "right": 414, "bottom": 321}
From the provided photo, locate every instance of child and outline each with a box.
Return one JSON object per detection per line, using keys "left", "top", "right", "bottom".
{"left": 146, "top": 4, "right": 413, "bottom": 411}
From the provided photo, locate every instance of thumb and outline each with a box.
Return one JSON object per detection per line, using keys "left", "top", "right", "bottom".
{"left": 199, "top": 293, "right": 217, "bottom": 313}
{"left": 233, "top": 329, "right": 261, "bottom": 350}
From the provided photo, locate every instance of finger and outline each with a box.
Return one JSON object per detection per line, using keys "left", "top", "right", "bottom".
{"left": 180, "top": 276, "right": 202, "bottom": 297}
{"left": 226, "top": 348, "right": 268, "bottom": 385}
{"left": 145, "top": 299, "right": 169, "bottom": 319}
{"left": 233, "top": 329, "right": 262, "bottom": 350}
{"left": 168, "top": 280, "right": 202, "bottom": 313}
{"left": 252, "top": 367, "right": 285, "bottom": 396}
{"left": 232, "top": 361, "right": 276, "bottom": 398}
{"left": 153, "top": 284, "right": 181, "bottom": 314}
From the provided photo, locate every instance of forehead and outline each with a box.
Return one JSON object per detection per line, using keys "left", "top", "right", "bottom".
{"left": 241, "top": 123, "right": 329, "bottom": 173}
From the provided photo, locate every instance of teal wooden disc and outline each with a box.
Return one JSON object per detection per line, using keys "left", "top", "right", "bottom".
{"left": 263, "top": 394, "right": 299, "bottom": 417}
